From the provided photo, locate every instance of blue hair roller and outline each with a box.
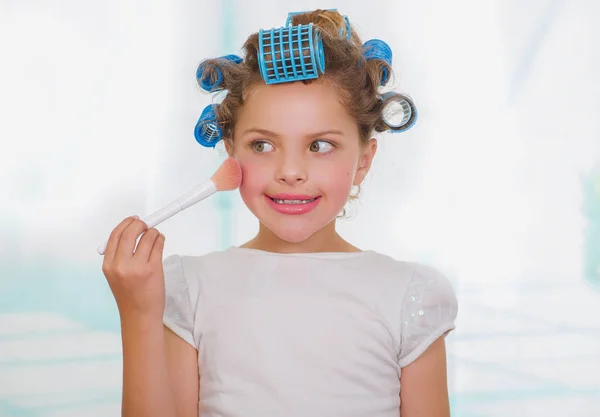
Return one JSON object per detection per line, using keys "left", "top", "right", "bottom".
{"left": 194, "top": 104, "right": 222, "bottom": 147}
{"left": 222, "top": 54, "right": 243, "bottom": 64}
{"left": 363, "top": 39, "right": 393, "bottom": 85}
{"left": 381, "top": 92, "right": 418, "bottom": 133}
{"left": 340, "top": 15, "right": 351, "bottom": 39}
{"left": 196, "top": 54, "right": 243, "bottom": 92}
{"left": 258, "top": 23, "right": 325, "bottom": 85}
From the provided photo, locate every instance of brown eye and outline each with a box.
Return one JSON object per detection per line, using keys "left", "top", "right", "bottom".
{"left": 310, "top": 140, "right": 334, "bottom": 153}
{"left": 252, "top": 141, "right": 274, "bottom": 153}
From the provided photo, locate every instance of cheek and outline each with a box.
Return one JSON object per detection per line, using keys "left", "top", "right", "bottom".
{"left": 237, "top": 158, "right": 269, "bottom": 201}
{"left": 318, "top": 159, "right": 356, "bottom": 200}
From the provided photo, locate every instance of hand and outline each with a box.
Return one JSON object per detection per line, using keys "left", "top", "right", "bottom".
{"left": 101, "top": 216, "right": 166, "bottom": 320}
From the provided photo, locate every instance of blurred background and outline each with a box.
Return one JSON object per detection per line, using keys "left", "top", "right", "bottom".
{"left": 1, "top": 0, "right": 599, "bottom": 415}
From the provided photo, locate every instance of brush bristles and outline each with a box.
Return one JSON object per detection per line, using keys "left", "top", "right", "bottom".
{"left": 211, "top": 157, "right": 242, "bottom": 191}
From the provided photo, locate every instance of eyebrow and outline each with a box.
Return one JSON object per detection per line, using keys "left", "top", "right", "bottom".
{"left": 241, "top": 128, "right": 345, "bottom": 139}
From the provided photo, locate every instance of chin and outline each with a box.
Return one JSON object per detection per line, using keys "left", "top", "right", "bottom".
{"left": 258, "top": 210, "right": 340, "bottom": 244}
{"left": 265, "top": 221, "right": 321, "bottom": 244}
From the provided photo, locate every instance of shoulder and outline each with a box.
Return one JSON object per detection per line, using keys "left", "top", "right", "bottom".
{"left": 363, "top": 250, "right": 455, "bottom": 287}
{"left": 163, "top": 248, "right": 237, "bottom": 276}
{"left": 357, "top": 250, "right": 416, "bottom": 281}
{"left": 361, "top": 251, "right": 458, "bottom": 324}
{"left": 359, "top": 251, "right": 454, "bottom": 292}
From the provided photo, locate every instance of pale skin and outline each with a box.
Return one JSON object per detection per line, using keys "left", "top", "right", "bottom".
{"left": 102, "top": 79, "right": 451, "bottom": 417}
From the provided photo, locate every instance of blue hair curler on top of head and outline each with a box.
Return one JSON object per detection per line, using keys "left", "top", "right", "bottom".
{"left": 381, "top": 92, "right": 418, "bottom": 133}
{"left": 363, "top": 39, "right": 393, "bottom": 85}
{"left": 194, "top": 104, "right": 222, "bottom": 147}
{"left": 258, "top": 23, "right": 325, "bottom": 85}
{"left": 196, "top": 54, "right": 243, "bottom": 92}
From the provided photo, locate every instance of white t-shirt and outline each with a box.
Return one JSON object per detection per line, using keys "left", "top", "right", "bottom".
{"left": 162, "top": 247, "right": 458, "bottom": 417}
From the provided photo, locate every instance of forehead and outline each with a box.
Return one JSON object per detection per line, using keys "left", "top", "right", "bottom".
{"left": 235, "top": 80, "right": 356, "bottom": 136}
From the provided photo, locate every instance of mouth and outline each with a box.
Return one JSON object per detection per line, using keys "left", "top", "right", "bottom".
{"left": 264, "top": 194, "right": 322, "bottom": 215}
{"left": 268, "top": 197, "right": 319, "bottom": 205}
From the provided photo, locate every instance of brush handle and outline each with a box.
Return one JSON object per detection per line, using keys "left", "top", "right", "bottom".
{"left": 97, "top": 179, "right": 217, "bottom": 255}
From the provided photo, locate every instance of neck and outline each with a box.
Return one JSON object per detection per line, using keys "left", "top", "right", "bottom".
{"left": 240, "top": 220, "right": 361, "bottom": 254}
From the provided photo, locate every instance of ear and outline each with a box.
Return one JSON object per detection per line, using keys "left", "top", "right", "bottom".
{"left": 353, "top": 138, "right": 377, "bottom": 186}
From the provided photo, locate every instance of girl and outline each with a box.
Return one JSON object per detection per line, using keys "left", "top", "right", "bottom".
{"left": 102, "top": 9, "right": 458, "bottom": 417}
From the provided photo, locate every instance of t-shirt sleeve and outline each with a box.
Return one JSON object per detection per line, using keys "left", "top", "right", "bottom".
{"left": 162, "top": 254, "right": 197, "bottom": 349}
{"left": 397, "top": 265, "right": 458, "bottom": 368}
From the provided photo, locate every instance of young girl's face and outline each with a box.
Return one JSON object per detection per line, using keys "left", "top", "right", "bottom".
{"left": 227, "top": 79, "right": 377, "bottom": 244}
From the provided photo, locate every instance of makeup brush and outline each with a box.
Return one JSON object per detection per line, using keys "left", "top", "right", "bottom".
{"left": 97, "top": 157, "right": 242, "bottom": 255}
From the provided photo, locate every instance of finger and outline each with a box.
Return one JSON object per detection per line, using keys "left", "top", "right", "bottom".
{"left": 134, "top": 227, "right": 160, "bottom": 262}
{"left": 104, "top": 216, "right": 139, "bottom": 263}
{"left": 149, "top": 232, "right": 166, "bottom": 265}
{"left": 115, "top": 219, "right": 149, "bottom": 261}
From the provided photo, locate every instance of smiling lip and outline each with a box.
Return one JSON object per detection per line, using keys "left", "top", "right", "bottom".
{"left": 265, "top": 194, "right": 322, "bottom": 215}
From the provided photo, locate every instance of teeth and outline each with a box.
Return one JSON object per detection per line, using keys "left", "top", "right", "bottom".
{"left": 272, "top": 198, "right": 316, "bottom": 204}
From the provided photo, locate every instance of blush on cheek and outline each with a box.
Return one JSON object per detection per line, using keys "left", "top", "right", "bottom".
{"left": 236, "top": 159, "right": 268, "bottom": 201}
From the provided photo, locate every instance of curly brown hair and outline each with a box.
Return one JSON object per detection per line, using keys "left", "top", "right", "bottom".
{"left": 195, "top": 9, "right": 402, "bottom": 146}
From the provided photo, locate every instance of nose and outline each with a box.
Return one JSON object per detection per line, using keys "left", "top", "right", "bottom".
{"left": 276, "top": 151, "right": 307, "bottom": 185}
